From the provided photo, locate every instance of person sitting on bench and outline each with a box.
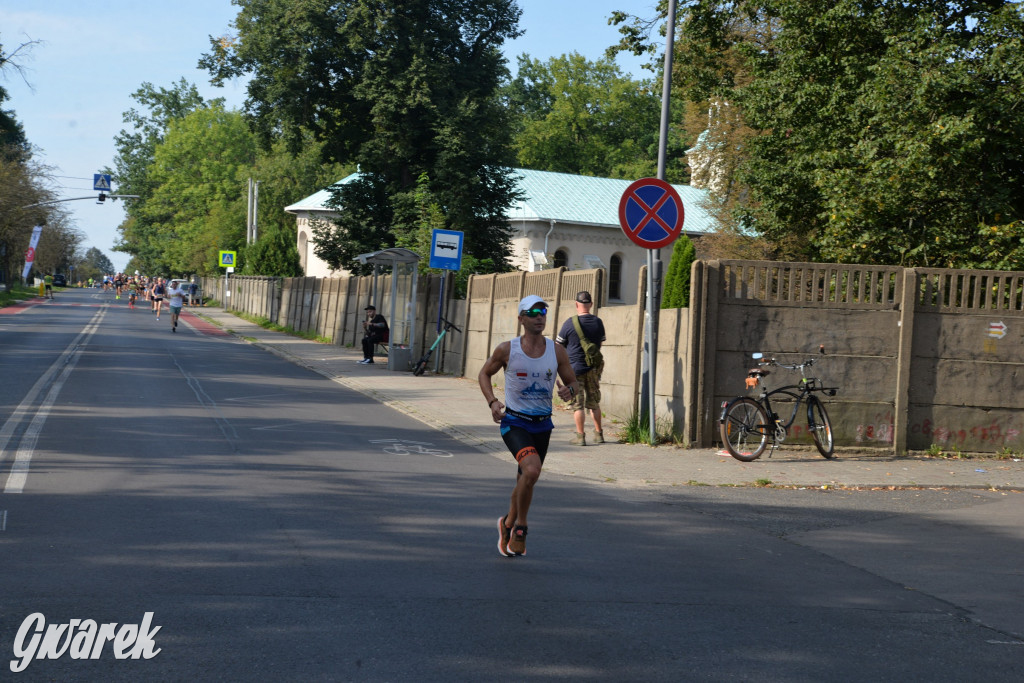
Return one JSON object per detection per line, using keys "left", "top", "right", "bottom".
{"left": 359, "top": 305, "right": 389, "bottom": 365}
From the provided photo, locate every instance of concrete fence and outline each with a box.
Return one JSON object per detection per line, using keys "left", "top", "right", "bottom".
{"left": 204, "top": 260, "right": 1023, "bottom": 454}
{"left": 694, "top": 261, "right": 1024, "bottom": 454}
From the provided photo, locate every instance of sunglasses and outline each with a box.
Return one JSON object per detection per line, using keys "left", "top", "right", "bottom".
{"left": 522, "top": 307, "right": 547, "bottom": 318}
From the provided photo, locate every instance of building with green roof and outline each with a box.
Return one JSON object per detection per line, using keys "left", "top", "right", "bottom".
{"left": 285, "top": 168, "right": 714, "bottom": 304}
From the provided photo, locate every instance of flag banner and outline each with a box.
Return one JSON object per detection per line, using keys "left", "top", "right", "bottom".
{"left": 22, "top": 225, "right": 43, "bottom": 280}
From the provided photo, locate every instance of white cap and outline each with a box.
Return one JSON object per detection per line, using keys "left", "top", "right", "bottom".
{"left": 518, "top": 294, "right": 547, "bottom": 314}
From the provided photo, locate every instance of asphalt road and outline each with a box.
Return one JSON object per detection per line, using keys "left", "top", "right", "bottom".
{"left": 1, "top": 289, "right": 1021, "bottom": 681}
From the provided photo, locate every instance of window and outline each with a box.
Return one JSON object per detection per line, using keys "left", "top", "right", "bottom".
{"left": 298, "top": 231, "right": 308, "bottom": 271}
{"left": 553, "top": 249, "right": 568, "bottom": 269}
{"left": 609, "top": 254, "right": 622, "bottom": 300}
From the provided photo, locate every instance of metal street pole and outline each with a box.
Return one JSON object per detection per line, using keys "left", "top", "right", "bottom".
{"left": 646, "top": 0, "right": 677, "bottom": 443}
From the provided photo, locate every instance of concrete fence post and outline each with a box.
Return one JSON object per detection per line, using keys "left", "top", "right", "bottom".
{"left": 696, "top": 260, "right": 721, "bottom": 447}
{"left": 893, "top": 267, "right": 917, "bottom": 455}
{"left": 685, "top": 260, "right": 706, "bottom": 445}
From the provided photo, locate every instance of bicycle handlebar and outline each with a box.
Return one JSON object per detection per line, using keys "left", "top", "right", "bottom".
{"left": 755, "top": 344, "right": 826, "bottom": 371}
{"left": 758, "top": 357, "right": 816, "bottom": 371}
{"left": 751, "top": 347, "right": 838, "bottom": 396}
{"left": 440, "top": 317, "right": 462, "bottom": 334}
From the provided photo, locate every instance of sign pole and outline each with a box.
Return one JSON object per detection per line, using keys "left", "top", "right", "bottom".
{"left": 638, "top": 0, "right": 678, "bottom": 442}
{"left": 433, "top": 270, "right": 447, "bottom": 373}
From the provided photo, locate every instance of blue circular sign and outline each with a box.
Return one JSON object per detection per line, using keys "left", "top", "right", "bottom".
{"left": 618, "top": 178, "right": 685, "bottom": 249}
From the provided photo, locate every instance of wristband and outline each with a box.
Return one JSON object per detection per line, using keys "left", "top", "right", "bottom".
{"left": 488, "top": 398, "right": 499, "bottom": 408}
{"left": 569, "top": 385, "right": 576, "bottom": 397}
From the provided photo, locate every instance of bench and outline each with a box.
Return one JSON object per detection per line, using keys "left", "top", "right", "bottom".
{"left": 375, "top": 330, "right": 390, "bottom": 357}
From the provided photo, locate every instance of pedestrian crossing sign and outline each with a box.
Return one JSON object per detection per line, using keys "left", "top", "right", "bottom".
{"left": 93, "top": 174, "right": 112, "bottom": 191}
{"left": 218, "top": 250, "right": 237, "bottom": 267}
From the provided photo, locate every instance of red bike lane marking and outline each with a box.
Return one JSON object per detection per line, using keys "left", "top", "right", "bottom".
{"left": 180, "top": 310, "right": 231, "bottom": 337}
{"left": 0, "top": 299, "right": 46, "bottom": 315}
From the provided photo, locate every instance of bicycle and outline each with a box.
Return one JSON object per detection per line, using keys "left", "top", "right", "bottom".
{"left": 412, "top": 317, "right": 461, "bottom": 376}
{"left": 718, "top": 346, "right": 839, "bottom": 462}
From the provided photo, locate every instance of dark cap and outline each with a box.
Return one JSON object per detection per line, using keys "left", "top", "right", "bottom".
{"left": 575, "top": 291, "right": 592, "bottom": 304}
{"left": 365, "top": 304, "right": 376, "bottom": 311}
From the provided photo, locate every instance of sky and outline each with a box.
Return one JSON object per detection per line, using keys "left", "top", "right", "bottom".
{"left": 2, "top": 1, "right": 661, "bottom": 273}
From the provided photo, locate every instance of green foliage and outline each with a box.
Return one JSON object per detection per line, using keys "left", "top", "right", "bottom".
{"left": 661, "top": 234, "right": 696, "bottom": 308}
{"left": 392, "top": 172, "right": 446, "bottom": 270}
{"left": 967, "top": 221, "right": 1024, "bottom": 271}
{"left": 204, "top": 0, "right": 525, "bottom": 274}
{"left": 733, "top": 0, "right": 1024, "bottom": 267}
{"left": 617, "top": 1, "right": 1024, "bottom": 269}
{"left": 111, "top": 80, "right": 210, "bottom": 273}
{"left": 75, "top": 247, "right": 115, "bottom": 282}
{"left": 502, "top": 52, "right": 685, "bottom": 181}
{"left": 133, "top": 104, "right": 255, "bottom": 274}
{"left": 243, "top": 225, "right": 303, "bottom": 277}
{"left": 0, "top": 281, "right": 36, "bottom": 307}
{"left": 620, "top": 409, "right": 682, "bottom": 445}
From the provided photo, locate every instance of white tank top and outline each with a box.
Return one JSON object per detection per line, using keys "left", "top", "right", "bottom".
{"left": 504, "top": 337, "right": 557, "bottom": 418}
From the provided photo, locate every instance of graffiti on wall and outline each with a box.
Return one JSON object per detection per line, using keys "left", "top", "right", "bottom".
{"left": 855, "top": 411, "right": 1022, "bottom": 446}
{"left": 911, "top": 418, "right": 1021, "bottom": 446}
{"left": 855, "top": 412, "right": 895, "bottom": 444}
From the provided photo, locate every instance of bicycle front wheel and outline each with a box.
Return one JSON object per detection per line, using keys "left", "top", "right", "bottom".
{"left": 720, "top": 397, "right": 770, "bottom": 461}
{"left": 807, "top": 398, "right": 835, "bottom": 459}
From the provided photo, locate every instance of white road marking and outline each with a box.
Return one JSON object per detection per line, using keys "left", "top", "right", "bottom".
{"left": 3, "top": 309, "right": 105, "bottom": 493}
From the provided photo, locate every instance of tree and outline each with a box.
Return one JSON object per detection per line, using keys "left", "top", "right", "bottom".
{"left": 502, "top": 53, "right": 683, "bottom": 181}
{"left": 733, "top": 0, "right": 1024, "bottom": 268}
{"left": 0, "top": 37, "right": 37, "bottom": 161}
{"left": 242, "top": 225, "right": 303, "bottom": 277}
{"left": 661, "top": 234, "right": 696, "bottom": 308}
{"left": 136, "top": 104, "right": 257, "bottom": 275}
{"left": 612, "top": 2, "right": 785, "bottom": 257}
{"left": 111, "top": 80, "right": 210, "bottom": 272}
{"left": 616, "top": 1, "right": 1024, "bottom": 269}
{"left": 203, "top": 0, "right": 525, "bottom": 274}
{"left": 76, "top": 247, "right": 115, "bottom": 282}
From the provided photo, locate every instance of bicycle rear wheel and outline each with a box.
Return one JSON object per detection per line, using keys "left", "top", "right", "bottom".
{"left": 720, "top": 397, "right": 770, "bottom": 461}
{"left": 807, "top": 397, "right": 834, "bottom": 458}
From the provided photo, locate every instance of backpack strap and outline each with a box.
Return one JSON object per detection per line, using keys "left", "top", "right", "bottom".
{"left": 572, "top": 315, "right": 589, "bottom": 344}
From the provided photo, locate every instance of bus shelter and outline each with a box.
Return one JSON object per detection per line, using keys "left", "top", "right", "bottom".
{"left": 356, "top": 247, "right": 419, "bottom": 371}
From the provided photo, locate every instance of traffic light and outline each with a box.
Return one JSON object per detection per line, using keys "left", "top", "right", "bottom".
{"left": 97, "top": 193, "right": 107, "bottom": 203}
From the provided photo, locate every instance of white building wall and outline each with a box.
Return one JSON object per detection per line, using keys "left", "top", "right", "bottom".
{"left": 510, "top": 220, "right": 644, "bottom": 304}
{"left": 296, "top": 214, "right": 647, "bottom": 304}
{"left": 295, "top": 214, "right": 350, "bottom": 278}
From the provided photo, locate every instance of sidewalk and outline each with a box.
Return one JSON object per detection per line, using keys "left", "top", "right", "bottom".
{"left": 183, "top": 306, "right": 1024, "bottom": 491}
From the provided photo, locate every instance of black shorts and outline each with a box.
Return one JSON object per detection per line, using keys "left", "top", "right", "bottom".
{"left": 501, "top": 425, "right": 551, "bottom": 472}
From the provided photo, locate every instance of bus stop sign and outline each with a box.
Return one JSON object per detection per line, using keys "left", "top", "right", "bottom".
{"left": 618, "top": 177, "right": 685, "bottom": 250}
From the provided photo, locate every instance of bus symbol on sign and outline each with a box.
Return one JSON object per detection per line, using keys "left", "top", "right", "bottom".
{"left": 429, "top": 229, "right": 463, "bottom": 270}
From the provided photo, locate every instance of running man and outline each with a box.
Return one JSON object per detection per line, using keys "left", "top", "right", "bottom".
{"left": 478, "top": 295, "right": 578, "bottom": 557}
{"left": 166, "top": 279, "right": 185, "bottom": 332}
